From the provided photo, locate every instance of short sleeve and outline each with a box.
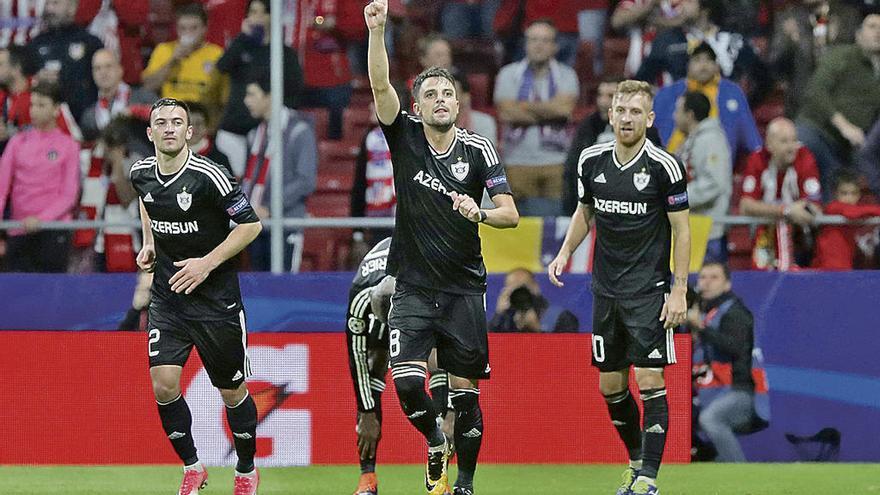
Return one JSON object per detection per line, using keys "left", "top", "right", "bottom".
{"left": 740, "top": 152, "right": 764, "bottom": 200}
{"left": 493, "top": 65, "right": 518, "bottom": 101}
{"left": 577, "top": 150, "right": 593, "bottom": 205}
{"left": 796, "top": 148, "right": 822, "bottom": 202}
{"left": 559, "top": 66, "right": 580, "bottom": 97}
{"left": 212, "top": 165, "right": 260, "bottom": 224}
{"left": 378, "top": 110, "right": 412, "bottom": 150}
{"left": 142, "top": 42, "right": 174, "bottom": 78}
{"left": 657, "top": 154, "right": 689, "bottom": 212}
{"left": 472, "top": 133, "right": 511, "bottom": 196}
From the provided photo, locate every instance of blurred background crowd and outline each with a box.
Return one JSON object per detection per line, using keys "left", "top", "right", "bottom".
{"left": 1, "top": 0, "right": 880, "bottom": 274}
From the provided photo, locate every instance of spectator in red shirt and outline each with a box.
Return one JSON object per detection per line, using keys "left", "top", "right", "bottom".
{"left": 739, "top": 117, "right": 822, "bottom": 270}
{"left": 291, "top": 0, "right": 359, "bottom": 140}
{"left": 812, "top": 170, "right": 880, "bottom": 270}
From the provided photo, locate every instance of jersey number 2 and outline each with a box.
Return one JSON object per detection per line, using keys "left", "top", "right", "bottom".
{"left": 592, "top": 335, "right": 605, "bottom": 362}
{"left": 148, "top": 328, "right": 161, "bottom": 357}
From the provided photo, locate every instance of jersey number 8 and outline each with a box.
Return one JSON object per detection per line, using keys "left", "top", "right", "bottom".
{"left": 389, "top": 328, "right": 400, "bottom": 357}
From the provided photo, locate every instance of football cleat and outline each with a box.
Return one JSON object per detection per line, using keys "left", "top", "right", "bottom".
{"left": 353, "top": 472, "right": 379, "bottom": 495}
{"left": 177, "top": 466, "right": 208, "bottom": 495}
{"left": 629, "top": 479, "right": 660, "bottom": 495}
{"left": 453, "top": 487, "right": 474, "bottom": 495}
{"left": 425, "top": 437, "right": 452, "bottom": 495}
{"left": 616, "top": 467, "right": 638, "bottom": 495}
{"left": 233, "top": 468, "right": 259, "bottom": 495}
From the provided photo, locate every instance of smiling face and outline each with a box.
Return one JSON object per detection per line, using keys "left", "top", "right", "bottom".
{"left": 147, "top": 105, "right": 192, "bottom": 156}
{"left": 414, "top": 76, "right": 459, "bottom": 132}
{"left": 609, "top": 91, "right": 654, "bottom": 147}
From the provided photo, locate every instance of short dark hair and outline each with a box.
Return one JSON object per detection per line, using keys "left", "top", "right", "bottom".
{"left": 176, "top": 3, "right": 207, "bottom": 24}
{"left": 682, "top": 91, "right": 711, "bottom": 122}
{"left": 185, "top": 101, "right": 208, "bottom": 120}
{"left": 248, "top": 71, "right": 271, "bottom": 94}
{"left": 30, "top": 81, "right": 61, "bottom": 104}
{"left": 702, "top": 261, "right": 731, "bottom": 280}
{"left": 150, "top": 97, "right": 190, "bottom": 124}
{"left": 101, "top": 116, "right": 131, "bottom": 148}
{"left": 246, "top": 0, "right": 269, "bottom": 15}
{"left": 690, "top": 41, "right": 718, "bottom": 62}
{"left": 411, "top": 66, "right": 456, "bottom": 101}
{"left": 834, "top": 169, "right": 861, "bottom": 191}
{"left": 6, "top": 45, "right": 26, "bottom": 72}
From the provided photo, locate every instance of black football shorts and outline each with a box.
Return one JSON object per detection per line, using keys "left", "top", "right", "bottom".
{"left": 388, "top": 281, "right": 490, "bottom": 380}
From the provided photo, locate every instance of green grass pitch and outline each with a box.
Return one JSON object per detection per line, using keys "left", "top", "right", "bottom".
{"left": 0, "top": 464, "right": 876, "bottom": 494}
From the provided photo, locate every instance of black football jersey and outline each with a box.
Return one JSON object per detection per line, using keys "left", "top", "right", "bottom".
{"left": 347, "top": 237, "right": 391, "bottom": 412}
{"left": 577, "top": 139, "right": 689, "bottom": 297}
{"left": 379, "top": 111, "right": 511, "bottom": 294}
{"left": 129, "top": 150, "right": 260, "bottom": 320}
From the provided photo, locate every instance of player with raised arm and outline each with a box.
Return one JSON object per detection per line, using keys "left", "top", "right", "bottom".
{"left": 130, "top": 98, "right": 263, "bottom": 495}
{"left": 548, "top": 80, "right": 691, "bottom": 495}
{"left": 364, "top": 1, "right": 519, "bottom": 493}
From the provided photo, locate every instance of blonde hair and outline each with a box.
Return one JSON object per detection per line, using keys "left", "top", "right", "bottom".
{"left": 614, "top": 80, "right": 654, "bottom": 106}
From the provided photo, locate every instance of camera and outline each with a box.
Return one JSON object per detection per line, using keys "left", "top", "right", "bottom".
{"left": 509, "top": 286, "right": 536, "bottom": 312}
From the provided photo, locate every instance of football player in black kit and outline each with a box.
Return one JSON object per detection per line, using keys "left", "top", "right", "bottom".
{"left": 346, "top": 237, "right": 453, "bottom": 495}
{"left": 130, "top": 98, "right": 263, "bottom": 495}
{"left": 364, "top": 1, "right": 520, "bottom": 494}
{"left": 549, "top": 80, "right": 691, "bottom": 495}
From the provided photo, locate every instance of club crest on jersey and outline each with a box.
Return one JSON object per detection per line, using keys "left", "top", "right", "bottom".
{"left": 177, "top": 186, "right": 192, "bottom": 211}
{"left": 633, "top": 168, "right": 650, "bottom": 191}
{"left": 451, "top": 157, "right": 469, "bottom": 181}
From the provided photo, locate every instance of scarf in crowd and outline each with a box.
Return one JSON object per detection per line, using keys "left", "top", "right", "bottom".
{"left": 752, "top": 165, "right": 801, "bottom": 271}
{"left": 95, "top": 83, "right": 131, "bottom": 130}
{"left": 243, "top": 111, "right": 290, "bottom": 208}
{"left": 502, "top": 59, "right": 571, "bottom": 153}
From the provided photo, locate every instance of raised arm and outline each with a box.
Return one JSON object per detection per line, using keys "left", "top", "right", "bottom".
{"left": 365, "top": 0, "right": 400, "bottom": 125}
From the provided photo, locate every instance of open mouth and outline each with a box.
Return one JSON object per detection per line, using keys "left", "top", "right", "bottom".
{"left": 434, "top": 108, "right": 448, "bottom": 116}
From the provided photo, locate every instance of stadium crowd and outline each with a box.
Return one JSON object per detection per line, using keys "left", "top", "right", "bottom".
{"left": 0, "top": 0, "right": 879, "bottom": 273}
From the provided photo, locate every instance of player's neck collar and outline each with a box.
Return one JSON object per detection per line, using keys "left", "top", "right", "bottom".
{"left": 426, "top": 126, "right": 458, "bottom": 159}
{"left": 155, "top": 149, "right": 191, "bottom": 188}
{"left": 612, "top": 139, "right": 647, "bottom": 171}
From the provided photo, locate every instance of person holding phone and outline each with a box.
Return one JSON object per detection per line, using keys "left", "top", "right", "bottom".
{"left": 142, "top": 4, "right": 227, "bottom": 126}
{"left": 215, "top": 0, "right": 303, "bottom": 177}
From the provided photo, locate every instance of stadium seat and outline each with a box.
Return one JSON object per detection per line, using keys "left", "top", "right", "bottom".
{"left": 316, "top": 169, "right": 355, "bottom": 193}
{"left": 602, "top": 36, "right": 630, "bottom": 79}
{"left": 575, "top": 41, "right": 599, "bottom": 105}
{"left": 301, "top": 227, "right": 353, "bottom": 271}
{"left": 467, "top": 73, "right": 493, "bottom": 110}
{"left": 300, "top": 107, "right": 330, "bottom": 141}
{"left": 342, "top": 106, "right": 375, "bottom": 142}
{"left": 318, "top": 140, "right": 360, "bottom": 174}
{"left": 307, "top": 191, "right": 351, "bottom": 218}
{"left": 450, "top": 38, "right": 499, "bottom": 75}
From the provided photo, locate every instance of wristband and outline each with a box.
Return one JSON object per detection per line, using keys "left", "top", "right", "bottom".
{"left": 478, "top": 210, "right": 488, "bottom": 223}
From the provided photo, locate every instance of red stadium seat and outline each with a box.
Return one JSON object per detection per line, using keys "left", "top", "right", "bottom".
{"left": 450, "top": 39, "right": 499, "bottom": 75}
{"left": 318, "top": 140, "right": 360, "bottom": 173}
{"left": 466, "top": 73, "right": 492, "bottom": 110}
{"left": 300, "top": 228, "right": 352, "bottom": 271}
{"left": 342, "top": 106, "right": 376, "bottom": 142}
{"left": 307, "top": 192, "right": 351, "bottom": 217}
{"left": 300, "top": 107, "right": 330, "bottom": 140}
{"left": 602, "top": 36, "right": 630, "bottom": 79}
